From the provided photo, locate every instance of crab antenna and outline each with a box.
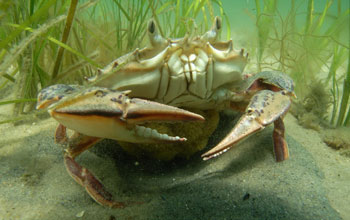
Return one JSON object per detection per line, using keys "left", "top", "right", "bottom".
{"left": 147, "top": 19, "right": 167, "bottom": 48}
{"left": 200, "top": 16, "right": 222, "bottom": 43}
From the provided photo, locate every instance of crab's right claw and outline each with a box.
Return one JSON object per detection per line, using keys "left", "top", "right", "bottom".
{"left": 37, "top": 85, "right": 204, "bottom": 144}
{"left": 202, "top": 90, "right": 291, "bottom": 162}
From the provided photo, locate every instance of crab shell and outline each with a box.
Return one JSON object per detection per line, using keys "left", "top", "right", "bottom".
{"left": 93, "top": 17, "right": 248, "bottom": 109}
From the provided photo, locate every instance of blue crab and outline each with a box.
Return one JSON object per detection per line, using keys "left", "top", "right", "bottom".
{"left": 37, "top": 17, "right": 295, "bottom": 208}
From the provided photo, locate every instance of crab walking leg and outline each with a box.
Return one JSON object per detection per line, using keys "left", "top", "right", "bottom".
{"left": 202, "top": 90, "right": 291, "bottom": 161}
{"left": 55, "top": 124, "right": 68, "bottom": 144}
{"left": 273, "top": 117, "right": 289, "bottom": 161}
{"left": 55, "top": 124, "right": 101, "bottom": 157}
{"left": 55, "top": 124, "right": 134, "bottom": 208}
{"left": 64, "top": 154, "right": 133, "bottom": 208}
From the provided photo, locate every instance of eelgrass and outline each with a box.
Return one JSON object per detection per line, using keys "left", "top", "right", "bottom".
{"left": 336, "top": 50, "right": 350, "bottom": 126}
{"left": 51, "top": 0, "right": 79, "bottom": 81}
{"left": 255, "top": 0, "right": 277, "bottom": 71}
{"left": 0, "top": 0, "right": 99, "bottom": 123}
{"left": 254, "top": 0, "right": 349, "bottom": 127}
{"left": 0, "top": 98, "right": 37, "bottom": 106}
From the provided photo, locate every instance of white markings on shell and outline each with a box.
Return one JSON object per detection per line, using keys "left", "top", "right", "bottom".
{"left": 162, "top": 48, "right": 212, "bottom": 104}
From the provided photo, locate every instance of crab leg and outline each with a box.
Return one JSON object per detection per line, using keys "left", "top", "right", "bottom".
{"left": 273, "top": 117, "right": 289, "bottom": 162}
{"left": 65, "top": 152, "right": 124, "bottom": 208}
{"left": 55, "top": 124, "right": 140, "bottom": 208}
{"left": 202, "top": 90, "right": 291, "bottom": 161}
{"left": 55, "top": 124, "right": 101, "bottom": 157}
{"left": 64, "top": 154, "right": 129, "bottom": 208}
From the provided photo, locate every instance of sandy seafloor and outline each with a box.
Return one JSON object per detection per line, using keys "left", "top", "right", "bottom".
{"left": 0, "top": 111, "right": 349, "bottom": 220}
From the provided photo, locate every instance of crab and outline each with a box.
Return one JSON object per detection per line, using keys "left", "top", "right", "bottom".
{"left": 37, "top": 17, "right": 295, "bottom": 208}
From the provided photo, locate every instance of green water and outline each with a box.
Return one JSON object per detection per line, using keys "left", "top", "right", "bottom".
{"left": 222, "top": 0, "right": 349, "bottom": 28}
{"left": 220, "top": 0, "right": 349, "bottom": 44}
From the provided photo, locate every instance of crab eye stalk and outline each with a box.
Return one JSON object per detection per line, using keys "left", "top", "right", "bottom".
{"left": 200, "top": 16, "right": 222, "bottom": 43}
{"left": 148, "top": 19, "right": 156, "bottom": 34}
{"left": 147, "top": 19, "right": 167, "bottom": 48}
{"left": 215, "top": 16, "right": 222, "bottom": 31}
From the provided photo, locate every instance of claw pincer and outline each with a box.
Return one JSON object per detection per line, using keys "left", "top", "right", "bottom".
{"left": 202, "top": 90, "right": 291, "bottom": 161}
{"left": 202, "top": 71, "right": 295, "bottom": 161}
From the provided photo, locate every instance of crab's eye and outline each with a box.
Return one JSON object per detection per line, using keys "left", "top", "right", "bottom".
{"left": 215, "top": 17, "right": 222, "bottom": 30}
{"left": 148, "top": 20, "right": 155, "bottom": 34}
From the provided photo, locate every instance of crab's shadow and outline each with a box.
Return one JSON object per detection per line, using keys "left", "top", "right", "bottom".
{"left": 91, "top": 111, "right": 273, "bottom": 187}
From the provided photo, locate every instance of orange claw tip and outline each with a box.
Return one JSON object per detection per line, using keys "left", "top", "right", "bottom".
{"left": 36, "top": 101, "right": 46, "bottom": 110}
{"left": 36, "top": 97, "right": 60, "bottom": 110}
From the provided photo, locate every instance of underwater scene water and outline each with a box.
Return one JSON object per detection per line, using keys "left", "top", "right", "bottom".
{"left": 0, "top": 0, "right": 349, "bottom": 219}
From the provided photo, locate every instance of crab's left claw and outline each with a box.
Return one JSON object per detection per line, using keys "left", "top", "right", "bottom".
{"left": 202, "top": 90, "right": 291, "bottom": 162}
